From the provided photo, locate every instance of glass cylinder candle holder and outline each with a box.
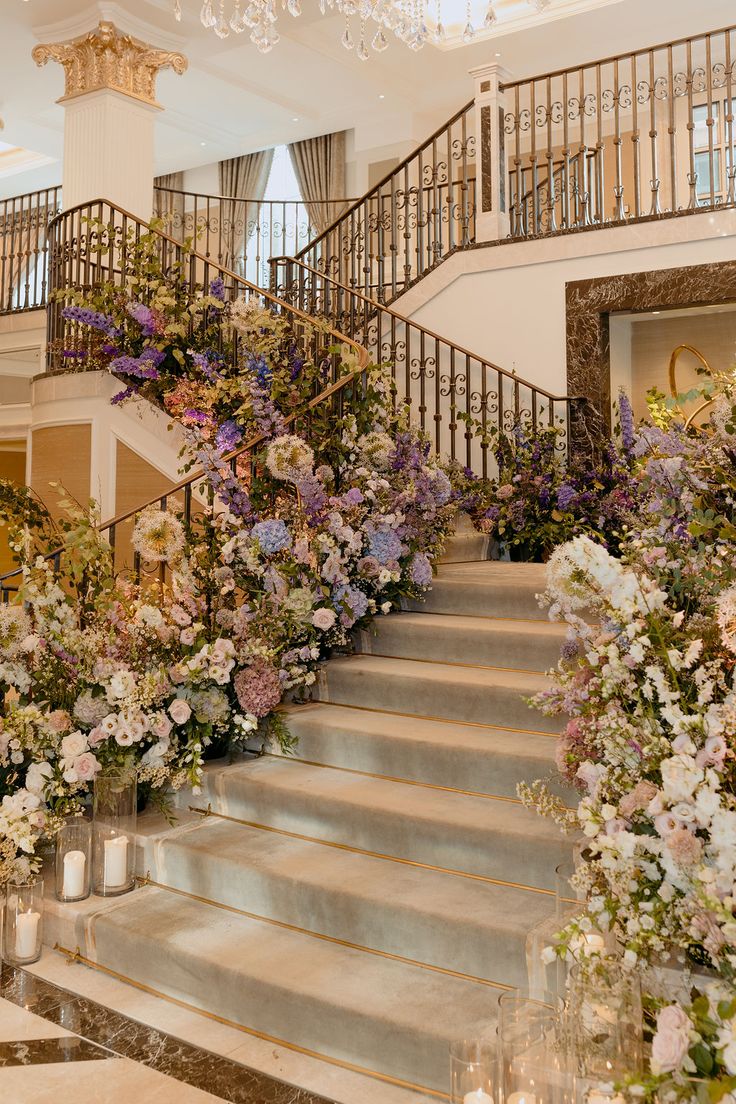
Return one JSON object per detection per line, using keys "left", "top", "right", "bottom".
{"left": 450, "top": 1037, "right": 501, "bottom": 1104}
{"left": 55, "top": 818, "right": 92, "bottom": 902}
{"left": 92, "top": 767, "right": 137, "bottom": 897}
{"left": 567, "top": 965, "right": 643, "bottom": 1085}
{"left": 3, "top": 878, "right": 43, "bottom": 965}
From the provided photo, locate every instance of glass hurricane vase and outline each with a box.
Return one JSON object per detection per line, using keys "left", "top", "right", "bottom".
{"left": 92, "top": 767, "right": 137, "bottom": 897}
{"left": 3, "top": 877, "right": 44, "bottom": 965}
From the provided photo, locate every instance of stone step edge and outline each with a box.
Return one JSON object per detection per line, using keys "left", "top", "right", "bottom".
{"left": 295, "top": 700, "right": 558, "bottom": 739}
{"left": 184, "top": 804, "right": 559, "bottom": 900}
{"left": 48, "top": 938, "right": 450, "bottom": 1103}
{"left": 136, "top": 872, "right": 511, "bottom": 994}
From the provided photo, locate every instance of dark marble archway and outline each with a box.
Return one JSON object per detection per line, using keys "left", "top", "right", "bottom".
{"left": 565, "top": 259, "right": 736, "bottom": 442}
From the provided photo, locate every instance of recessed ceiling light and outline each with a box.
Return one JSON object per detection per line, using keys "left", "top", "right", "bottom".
{"left": 292, "top": 117, "right": 299, "bottom": 122}
{"left": 200, "top": 141, "right": 206, "bottom": 146}
{"left": 378, "top": 94, "right": 385, "bottom": 99}
{"left": 495, "top": 52, "right": 501, "bottom": 57}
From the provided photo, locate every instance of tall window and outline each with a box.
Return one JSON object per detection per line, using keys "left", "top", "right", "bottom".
{"left": 245, "top": 145, "right": 307, "bottom": 285}
{"left": 692, "top": 99, "right": 735, "bottom": 202}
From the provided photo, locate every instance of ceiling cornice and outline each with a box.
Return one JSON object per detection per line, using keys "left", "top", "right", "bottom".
{"left": 32, "top": 2, "right": 187, "bottom": 52}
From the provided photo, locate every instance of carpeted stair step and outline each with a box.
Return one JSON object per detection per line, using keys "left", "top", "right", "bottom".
{"left": 315, "top": 654, "right": 560, "bottom": 732}
{"left": 281, "top": 702, "right": 563, "bottom": 799}
{"left": 356, "top": 611, "right": 565, "bottom": 670}
{"left": 406, "top": 562, "right": 548, "bottom": 619}
{"left": 140, "top": 814, "right": 557, "bottom": 989}
{"left": 197, "top": 757, "right": 570, "bottom": 890}
{"left": 80, "top": 885, "right": 502, "bottom": 1093}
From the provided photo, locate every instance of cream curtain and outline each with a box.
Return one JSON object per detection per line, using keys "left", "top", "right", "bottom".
{"left": 153, "top": 172, "right": 185, "bottom": 239}
{"left": 288, "top": 131, "right": 348, "bottom": 234}
{"left": 218, "top": 150, "right": 274, "bottom": 272}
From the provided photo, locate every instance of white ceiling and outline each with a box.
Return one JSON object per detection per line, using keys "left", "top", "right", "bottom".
{"left": 1, "top": 0, "right": 735, "bottom": 198}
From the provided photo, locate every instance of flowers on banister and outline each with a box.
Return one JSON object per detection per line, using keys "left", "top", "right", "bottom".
{"left": 522, "top": 377, "right": 736, "bottom": 1102}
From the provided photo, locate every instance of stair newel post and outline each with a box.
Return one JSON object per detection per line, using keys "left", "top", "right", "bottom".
{"left": 470, "top": 61, "right": 512, "bottom": 244}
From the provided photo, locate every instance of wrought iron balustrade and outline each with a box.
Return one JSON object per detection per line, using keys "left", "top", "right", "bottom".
{"left": 295, "top": 102, "right": 477, "bottom": 305}
{"left": 0, "top": 187, "right": 61, "bottom": 313}
{"left": 504, "top": 23, "right": 736, "bottom": 237}
{"left": 46, "top": 199, "right": 366, "bottom": 382}
{"left": 270, "top": 254, "right": 582, "bottom": 478}
{"left": 152, "top": 187, "right": 355, "bottom": 290}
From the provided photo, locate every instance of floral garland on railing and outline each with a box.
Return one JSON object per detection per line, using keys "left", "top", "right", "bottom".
{"left": 523, "top": 380, "right": 736, "bottom": 1102}
{"left": 0, "top": 223, "right": 455, "bottom": 884}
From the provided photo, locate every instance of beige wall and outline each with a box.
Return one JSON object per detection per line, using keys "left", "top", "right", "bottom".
{"left": 0, "top": 443, "right": 27, "bottom": 578}
{"left": 31, "top": 424, "right": 91, "bottom": 520}
{"left": 629, "top": 309, "right": 736, "bottom": 422}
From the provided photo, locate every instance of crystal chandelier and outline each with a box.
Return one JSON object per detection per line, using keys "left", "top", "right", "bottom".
{"left": 173, "top": 0, "right": 554, "bottom": 55}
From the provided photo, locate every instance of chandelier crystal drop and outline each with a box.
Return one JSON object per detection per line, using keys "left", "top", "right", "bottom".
{"left": 178, "top": 0, "right": 556, "bottom": 55}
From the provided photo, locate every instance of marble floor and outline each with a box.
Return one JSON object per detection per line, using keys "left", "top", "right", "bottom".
{"left": 0, "top": 962, "right": 334, "bottom": 1103}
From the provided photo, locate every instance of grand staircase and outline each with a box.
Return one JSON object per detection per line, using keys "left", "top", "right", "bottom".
{"left": 46, "top": 542, "right": 573, "bottom": 1099}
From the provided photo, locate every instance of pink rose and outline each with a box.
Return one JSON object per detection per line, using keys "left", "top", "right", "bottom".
{"left": 651, "top": 1004, "right": 691, "bottom": 1074}
{"left": 151, "top": 713, "right": 173, "bottom": 740}
{"left": 87, "top": 726, "right": 107, "bottom": 748}
{"left": 496, "top": 484, "right": 514, "bottom": 499}
{"left": 73, "top": 752, "right": 101, "bottom": 781}
{"left": 169, "top": 699, "right": 192, "bottom": 725}
{"left": 312, "top": 608, "right": 337, "bottom": 631}
{"left": 48, "top": 710, "right": 72, "bottom": 734}
{"left": 619, "top": 780, "right": 659, "bottom": 818}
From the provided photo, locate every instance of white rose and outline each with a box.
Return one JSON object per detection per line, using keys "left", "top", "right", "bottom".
{"left": 169, "top": 699, "right": 192, "bottom": 725}
{"left": 60, "top": 730, "right": 88, "bottom": 760}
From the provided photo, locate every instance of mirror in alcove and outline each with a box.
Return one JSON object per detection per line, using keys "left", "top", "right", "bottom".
{"left": 609, "top": 303, "right": 736, "bottom": 426}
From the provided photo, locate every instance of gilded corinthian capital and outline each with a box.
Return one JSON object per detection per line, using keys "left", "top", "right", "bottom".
{"left": 32, "top": 21, "right": 187, "bottom": 107}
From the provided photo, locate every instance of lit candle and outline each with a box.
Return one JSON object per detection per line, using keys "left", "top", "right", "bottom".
{"left": 506, "top": 1094, "right": 537, "bottom": 1104}
{"left": 463, "top": 1091, "right": 494, "bottom": 1104}
{"left": 103, "top": 835, "right": 129, "bottom": 888}
{"left": 15, "top": 910, "right": 40, "bottom": 959}
{"left": 62, "top": 849, "right": 86, "bottom": 899}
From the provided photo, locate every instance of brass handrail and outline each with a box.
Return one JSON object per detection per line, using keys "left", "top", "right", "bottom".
{"left": 668, "top": 343, "right": 717, "bottom": 430}
{"left": 153, "top": 186, "right": 357, "bottom": 209}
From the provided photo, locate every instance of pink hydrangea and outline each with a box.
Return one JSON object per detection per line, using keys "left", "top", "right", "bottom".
{"left": 234, "top": 661, "right": 283, "bottom": 718}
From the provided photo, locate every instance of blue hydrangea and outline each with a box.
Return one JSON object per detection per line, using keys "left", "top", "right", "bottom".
{"left": 251, "top": 519, "right": 292, "bottom": 555}
{"left": 409, "top": 552, "right": 433, "bottom": 587}
{"left": 367, "top": 524, "right": 403, "bottom": 564}
{"left": 333, "top": 584, "right": 369, "bottom": 623}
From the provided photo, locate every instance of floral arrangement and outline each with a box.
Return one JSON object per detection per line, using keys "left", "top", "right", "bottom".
{"left": 1, "top": 261, "right": 455, "bottom": 885}
{"left": 522, "top": 378, "right": 736, "bottom": 1102}
{"left": 454, "top": 399, "right": 638, "bottom": 561}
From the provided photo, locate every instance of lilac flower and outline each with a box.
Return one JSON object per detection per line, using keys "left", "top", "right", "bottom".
{"left": 126, "top": 301, "right": 157, "bottom": 336}
{"left": 61, "top": 305, "right": 119, "bottom": 338}
{"left": 184, "top": 410, "right": 210, "bottom": 424}
{"left": 196, "top": 445, "right": 252, "bottom": 518}
{"left": 215, "top": 420, "right": 243, "bottom": 453}
{"left": 111, "top": 386, "right": 138, "bottom": 405}
{"left": 191, "top": 351, "right": 221, "bottom": 382}
{"left": 251, "top": 519, "right": 292, "bottom": 555}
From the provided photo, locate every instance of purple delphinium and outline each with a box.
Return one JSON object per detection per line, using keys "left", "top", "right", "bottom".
{"left": 209, "top": 276, "right": 226, "bottom": 301}
{"left": 617, "top": 391, "right": 635, "bottom": 454}
{"left": 215, "top": 419, "right": 243, "bottom": 453}
{"left": 111, "top": 385, "right": 138, "bottom": 405}
{"left": 110, "top": 346, "right": 165, "bottom": 380}
{"left": 557, "top": 483, "right": 577, "bottom": 511}
{"left": 196, "top": 445, "right": 252, "bottom": 518}
{"left": 62, "top": 305, "right": 119, "bottom": 338}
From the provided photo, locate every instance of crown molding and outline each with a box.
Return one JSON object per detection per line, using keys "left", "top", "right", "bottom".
{"left": 32, "top": 2, "right": 187, "bottom": 52}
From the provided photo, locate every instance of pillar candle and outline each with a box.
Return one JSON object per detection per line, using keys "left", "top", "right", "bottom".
{"left": 506, "top": 1094, "right": 537, "bottom": 1104}
{"left": 62, "top": 849, "right": 86, "bottom": 898}
{"left": 464, "top": 1091, "right": 494, "bottom": 1104}
{"left": 15, "top": 910, "right": 40, "bottom": 959}
{"left": 103, "top": 835, "right": 129, "bottom": 888}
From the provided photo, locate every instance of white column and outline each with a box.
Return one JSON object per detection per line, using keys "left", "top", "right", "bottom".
{"left": 33, "top": 21, "right": 187, "bottom": 221}
{"left": 61, "top": 89, "right": 159, "bottom": 218}
{"left": 469, "top": 62, "right": 512, "bottom": 243}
